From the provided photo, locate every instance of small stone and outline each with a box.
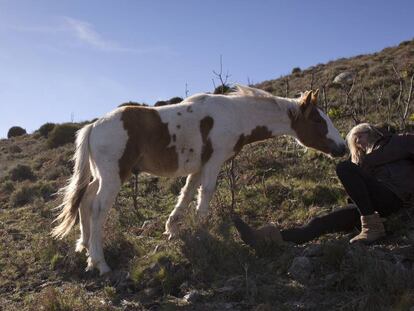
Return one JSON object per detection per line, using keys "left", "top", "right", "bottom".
{"left": 183, "top": 290, "right": 201, "bottom": 303}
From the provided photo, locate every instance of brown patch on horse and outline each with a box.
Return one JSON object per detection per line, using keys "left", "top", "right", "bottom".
{"left": 233, "top": 126, "right": 273, "bottom": 154}
{"left": 288, "top": 91, "right": 332, "bottom": 153}
{"left": 119, "top": 107, "right": 178, "bottom": 181}
{"left": 200, "top": 116, "right": 214, "bottom": 164}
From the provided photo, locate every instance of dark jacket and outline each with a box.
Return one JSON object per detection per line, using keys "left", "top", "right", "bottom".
{"left": 361, "top": 134, "right": 414, "bottom": 203}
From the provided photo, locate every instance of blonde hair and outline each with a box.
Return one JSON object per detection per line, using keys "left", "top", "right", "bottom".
{"left": 346, "top": 123, "right": 383, "bottom": 164}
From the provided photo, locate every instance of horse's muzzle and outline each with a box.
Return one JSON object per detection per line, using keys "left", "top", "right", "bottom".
{"left": 330, "top": 143, "right": 348, "bottom": 157}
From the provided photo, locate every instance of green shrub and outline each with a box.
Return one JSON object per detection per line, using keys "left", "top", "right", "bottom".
{"left": 292, "top": 67, "right": 302, "bottom": 74}
{"left": 50, "top": 253, "right": 63, "bottom": 270}
{"left": 47, "top": 123, "right": 81, "bottom": 148}
{"left": 9, "top": 164, "right": 35, "bottom": 181}
{"left": 7, "top": 126, "right": 26, "bottom": 138}
{"left": 10, "top": 185, "right": 36, "bottom": 207}
{"left": 327, "top": 107, "right": 342, "bottom": 119}
{"left": 37, "top": 122, "right": 56, "bottom": 138}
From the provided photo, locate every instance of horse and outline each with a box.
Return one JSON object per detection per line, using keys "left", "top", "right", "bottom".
{"left": 51, "top": 85, "right": 347, "bottom": 275}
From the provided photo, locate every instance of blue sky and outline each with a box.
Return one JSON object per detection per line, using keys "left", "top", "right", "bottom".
{"left": 0, "top": 0, "right": 413, "bottom": 138}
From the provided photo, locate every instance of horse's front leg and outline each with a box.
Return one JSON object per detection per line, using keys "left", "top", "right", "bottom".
{"left": 165, "top": 172, "right": 201, "bottom": 239}
{"left": 195, "top": 162, "right": 222, "bottom": 223}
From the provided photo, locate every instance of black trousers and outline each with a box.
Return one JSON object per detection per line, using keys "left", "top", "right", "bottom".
{"left": 281, "top": 161, "right": 404, "bottom": 244}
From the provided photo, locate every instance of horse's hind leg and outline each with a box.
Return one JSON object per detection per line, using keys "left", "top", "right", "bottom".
{"left": 75, "top": 179, "right": 99, "bottom": 254}
{"left": 165, "top": 172, "right": 201, "bottom": 239}
{"left": 86, "top": 173, "right": 121, "bottom": 275}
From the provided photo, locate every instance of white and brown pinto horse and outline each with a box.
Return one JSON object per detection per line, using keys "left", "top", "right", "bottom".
{"left": 52, "top": 85, "right": 346, "bottom": 275}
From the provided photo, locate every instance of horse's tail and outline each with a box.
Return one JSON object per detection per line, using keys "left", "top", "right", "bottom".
{"left": 51, "top": 123, "right": 94, "bottom": 239}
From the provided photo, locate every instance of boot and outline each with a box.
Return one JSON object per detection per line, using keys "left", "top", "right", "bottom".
{"left": 349, "top": 212, "right": 386, "bottom": 244}
{"left": 233, "top": 216, "right": 284, "bottom": 249}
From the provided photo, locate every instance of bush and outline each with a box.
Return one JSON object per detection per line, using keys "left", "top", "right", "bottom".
{"left": 7, "top": 126, "right": 26, "bottom": 138}
{"left": 154, "top": 97, "right": 183, "bottom": 107}
{"left": 10, "top": 185, "right": 36, "bottom": 207}
{"left": 36, "top": 181, "right": 57, "bottom": 201}
{"left": 1, "top": 180, "right": 15, "bottom": 193}
{"left": 47, "top": 123, "right": 81, "bottom": 148}
{"left": 37, "top": 122, "right": 56, "bottom": 138}
{"left": 8, "top": 145, "right": 22, "bottom": 154}
{"left": 118, "top": 101, "right": 148, "bottom": 108}
{"left": 328, "top": 107, "right": 342, "bottom": 119}
{"left": 292, "top": 67, "right": 302, "bottom": 74}
{"left": 154, "top": 100, "right": 168, "bottom": 107}
{"left": 168, "top": 97, "right": 183, "bottom": 105}
{"left": 9, "top": 164, "right": 35, "bottom": 181}
{"left": 213, "top": 84, "right": 231, "bottom": 94}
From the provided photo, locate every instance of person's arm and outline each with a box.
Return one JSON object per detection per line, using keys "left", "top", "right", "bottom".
{"left": 362, "top": 135, "right": 414, "bottom": 168}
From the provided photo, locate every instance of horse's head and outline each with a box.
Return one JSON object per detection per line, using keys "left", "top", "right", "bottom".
{"left": 289, "top": 90, "right": 347, "bottom": 157}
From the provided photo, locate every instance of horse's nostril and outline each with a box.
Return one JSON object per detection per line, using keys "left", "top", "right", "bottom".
{"left": 331, "top": 144, "right": 348, "bottom": 157}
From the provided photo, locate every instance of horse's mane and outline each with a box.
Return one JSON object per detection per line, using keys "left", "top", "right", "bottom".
{"left": 184, "top": 84, "right": 296, "bottom": 110}
{"left": 229, "top": 84, "right": 275, "bottom": 99}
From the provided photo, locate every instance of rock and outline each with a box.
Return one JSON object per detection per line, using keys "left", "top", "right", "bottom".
{"left": 143, "top": 287, "right": 161, "bottom": 298}
{"left": 288, "top": 256, "right": 313, "bottom": 283}
{"left": 324, "top": 272, "right": 340, "bottom": 287}
{"left": 179, "top": 281, "right": 189, "bottom": 292}
{"left": 216, "top": 285, "right": 234, "bottom": 293}
{"left": 303, "top": 244, "right": 323, "bottom": 257}
{"left": 225, "top": 275, "right": 243, "bottom": 287}
{"left": 183, "top": 290, "right": 201, "bottom": 303}
{"left": 333, "top": 71, "right": 355, "bottom": 85}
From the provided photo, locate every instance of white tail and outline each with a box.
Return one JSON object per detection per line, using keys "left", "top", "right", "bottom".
{"left": 51, "top": 123, "right": 94, "bottom": 239}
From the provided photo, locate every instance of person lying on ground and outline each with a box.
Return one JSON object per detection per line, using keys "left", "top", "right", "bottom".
{"left": 234, "top": 123, "right": 414, "bottom": 248}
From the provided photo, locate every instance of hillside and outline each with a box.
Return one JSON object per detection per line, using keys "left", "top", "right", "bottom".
{"left": 1, "top": 39, "right": 414, "bottom": 310}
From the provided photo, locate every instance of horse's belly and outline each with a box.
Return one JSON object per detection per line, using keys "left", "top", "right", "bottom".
{"left": 139, "top": 150, "right": 201, "bottom": 178}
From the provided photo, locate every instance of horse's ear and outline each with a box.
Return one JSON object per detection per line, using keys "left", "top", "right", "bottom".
{"left": 300, "top": 91, "right": 313, "bottom": 118}
{"left": 311, "top": 89, "right": 319, "bottom": 105}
